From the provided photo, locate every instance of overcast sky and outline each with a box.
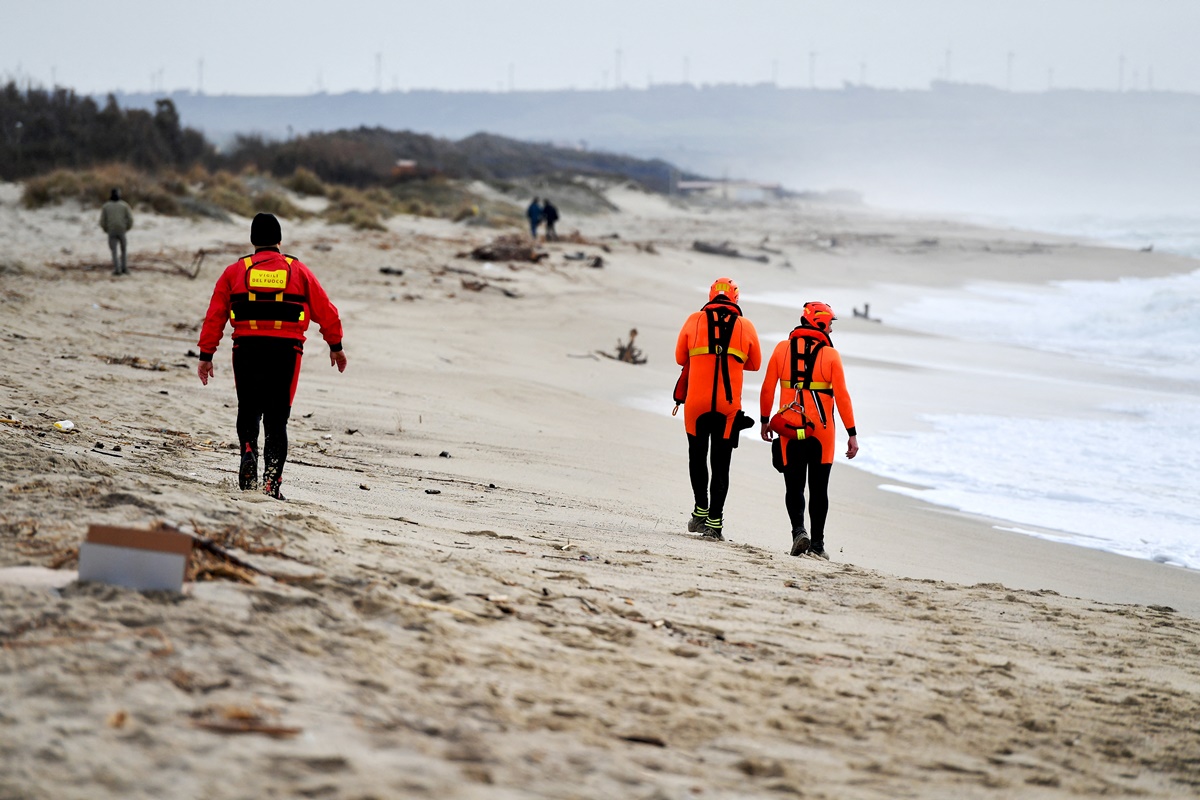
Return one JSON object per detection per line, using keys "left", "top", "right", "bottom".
{"left": 3, "top": 0, "right": 1197, "bottom": 96}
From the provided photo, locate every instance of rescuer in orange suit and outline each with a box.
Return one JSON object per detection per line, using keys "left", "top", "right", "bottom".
{"left": 196, "top": 213, "right": 347, "bottom": 499}
{"left": 759, "top": 301, "right": 857, "bottom": 559}
{"left": 675, "top": 277, "right": 761, "bottom": 539}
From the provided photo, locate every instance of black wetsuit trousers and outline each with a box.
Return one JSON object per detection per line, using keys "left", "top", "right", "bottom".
{"left": 232, "top": 337, "right": 302, "bottom": 486}
{"left": 688, "top": 412, "right": 735, "bottom": 520}
{"left": 778, "top": 437, "right": 833, "bottom": 547}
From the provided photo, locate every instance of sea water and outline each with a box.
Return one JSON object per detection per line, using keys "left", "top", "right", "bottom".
{"left": 821, "top": 224, "right": 1200, "bottom": 569}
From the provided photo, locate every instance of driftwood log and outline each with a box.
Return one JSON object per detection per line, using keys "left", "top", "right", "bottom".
{"left": 852, "top": 304, "right": 882, "bottom": 323}
{"left": 598, "top": 328, "right": 646, "bottom": 364}
{"left": 49, "top": 248, "right": 208, "bottom": 278}
{"left": 465, "top": 235, "right": 548, "bottom": 263}
{"left": 692, "top": 241, "right": 769, "bottom": 263}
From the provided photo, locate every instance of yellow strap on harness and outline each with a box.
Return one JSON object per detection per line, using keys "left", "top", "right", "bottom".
{"left": 689, "top": 345, "right": 748, "bottom": 360}
{"left": 781, "top": 380, "right": 832, "bottom": 390}
{"left": 239, "top": 255, "right": 298, "bottom": 331}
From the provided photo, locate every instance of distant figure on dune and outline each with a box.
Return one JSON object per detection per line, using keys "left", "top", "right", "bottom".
{"left": 675, "top": 277, "right": 761, "bottom": 540}
{"left": 196, "top": 213, "right": 348, "bottom": 500}
{"left": 542, "top": 198, "right": 560, "bottom": 241}
{"left": 99, "top": 188, "right": 134, "bottom": 275}
{"left": 759, "top": 301, "right": 858, "bottom": 560}
{"left": 526, "top": 197, "right": 543, "bottom": 239}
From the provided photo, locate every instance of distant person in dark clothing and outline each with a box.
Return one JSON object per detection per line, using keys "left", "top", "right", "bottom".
{"left": 527, "top": 197, "right": 543, "bottom": 239}
{"left": 99, "top": 188, "right": 134, "bottom": 275}
{"left": 542, "top": 199, "right": 560, "bottom": 241}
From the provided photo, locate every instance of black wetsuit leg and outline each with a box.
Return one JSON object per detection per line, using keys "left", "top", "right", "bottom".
{"left": 783, "top": 437, "right": 832, "bottom": 547}
{"left": 232, "top": 337, "right": 302, "bottom": 487}
{"left": 687, "top": 432, "right": 710, "bottom": 512}
{"left": 688, "top": 412, "right": 734, "bottom": 519}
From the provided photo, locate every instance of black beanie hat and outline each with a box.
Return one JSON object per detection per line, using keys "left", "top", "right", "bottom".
{"left": 250, "top": 213, "right": 282, "bottom": 246}
{"left": 110, "top": 189, "right": 120, "bottom": 201}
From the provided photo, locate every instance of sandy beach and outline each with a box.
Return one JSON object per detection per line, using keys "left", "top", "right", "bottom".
{"left": 2, "top": 182, "right": 1199, "bottom": 798}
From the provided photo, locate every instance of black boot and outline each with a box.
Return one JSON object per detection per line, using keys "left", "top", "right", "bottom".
{"left": 262, "top": 477, "right": 285, "bottom": 500}
{"left": 790, "top": 526, "right": 810, "bottom": 556}
{"left": 238, "top": 445, "right": 259, "bottom": 490}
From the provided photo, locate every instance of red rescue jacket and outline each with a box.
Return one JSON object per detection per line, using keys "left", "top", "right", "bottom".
{"left": 198, "top": 249, "right": 343, "bottom": 358}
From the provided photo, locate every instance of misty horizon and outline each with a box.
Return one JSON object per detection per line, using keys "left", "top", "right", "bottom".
{"left": 5, "top": 1, "right": 1199, "bottom": 96}
{"left": 78, "top": 80, "right": 1200, "bottom": 219}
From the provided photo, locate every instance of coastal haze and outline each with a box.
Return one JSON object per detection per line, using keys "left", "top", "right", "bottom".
{"left": 7, "top": 0, "right": 1200, "bottom": 215}
{"left": 108, "top": 84, "right": 1200, "bottom": 215}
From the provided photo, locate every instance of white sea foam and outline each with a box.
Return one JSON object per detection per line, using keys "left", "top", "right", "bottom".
{"left": 983, "top": 212, "right": 1200, "bottom": 260}
{"left": 883, "top": 269, "right": 1200, "bottom": 383}
{"left": 875, "top": 266, "right": 1200, "bottom": 568}
{"left": 857, "top": 404, "right": 1200, "bottom": 569}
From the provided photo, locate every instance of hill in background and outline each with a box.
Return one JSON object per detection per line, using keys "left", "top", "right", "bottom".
{"left": 110, "top": 82, "right": 1200, "bottom": 215}
{"left": 1, "top": 83, "right": 712, "bottom": 230}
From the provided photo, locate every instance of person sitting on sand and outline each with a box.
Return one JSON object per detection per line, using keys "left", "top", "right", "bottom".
{"left": 759, "top": 301, "right": 858, "bottom": 559}
{"left": 675, "top": 277, "right": 761, "bottom": 540}
{"left": 526, "top": 197, "right": 543, "bottom": 239}
{"left": 195, "top": 213, "right": 347, "bottom": 499}
{"left": 542, "top": 198, "right": 560, "bottom": 241}
{"left": 99, "top": 188, "right": 134, "bottom": 276}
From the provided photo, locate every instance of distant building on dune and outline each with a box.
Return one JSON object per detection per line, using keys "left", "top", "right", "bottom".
{"left": 677, "top": 179, "right": 784, "bottom": 202}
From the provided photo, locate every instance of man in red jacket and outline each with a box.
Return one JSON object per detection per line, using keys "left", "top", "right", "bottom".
{"left": 197, "top": 213, "right": 347, "bottom": 499}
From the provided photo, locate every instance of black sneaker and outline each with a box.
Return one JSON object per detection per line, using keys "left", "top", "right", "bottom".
{"left": 701, "top": 518, "right": 724, "bottom": 540}
{"left": 789, "top": 527, "right": 810, "bottom": 556}
{"left": 239, "top": 449, "right": 259, "bottom": 491}
{"left": 809, "top": 547, "right": 829, "bottom": 560}
{"left": 262, "top": 478, "right": 285, "bottom": 500}
{"left": 687, "top": 507, "right": 709, "bottom": 533}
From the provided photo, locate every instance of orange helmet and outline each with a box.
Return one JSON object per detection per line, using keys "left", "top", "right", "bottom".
{"left": 801, "top": 301, "right": 836, "bottom": 331}
{"left": 709, "top": 277, "right": 739, "bottom": 304}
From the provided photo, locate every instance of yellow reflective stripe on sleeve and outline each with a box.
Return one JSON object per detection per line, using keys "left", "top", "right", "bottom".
{"left": 274, "top": 321, "right": 282, "bottom": 330}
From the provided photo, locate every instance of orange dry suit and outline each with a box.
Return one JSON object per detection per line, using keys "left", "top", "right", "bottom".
{"left": 759, "top": 326, "right": 856, "bottom": 466}
{"left": 675, "top": 297, "right": 762, "bottom": 438}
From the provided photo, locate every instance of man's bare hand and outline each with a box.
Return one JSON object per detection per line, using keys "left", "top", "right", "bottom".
{"left": 331, "top": 350, "right": 347, "bottom": 373}
{"left": 761, "top": 422, "right": 774, "bottom": 442}
{"left": 198, "top": 361, "right": 214, "bottom": 386}
{"left": 845, "top": 435, "right": 859, "bottom": 459}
